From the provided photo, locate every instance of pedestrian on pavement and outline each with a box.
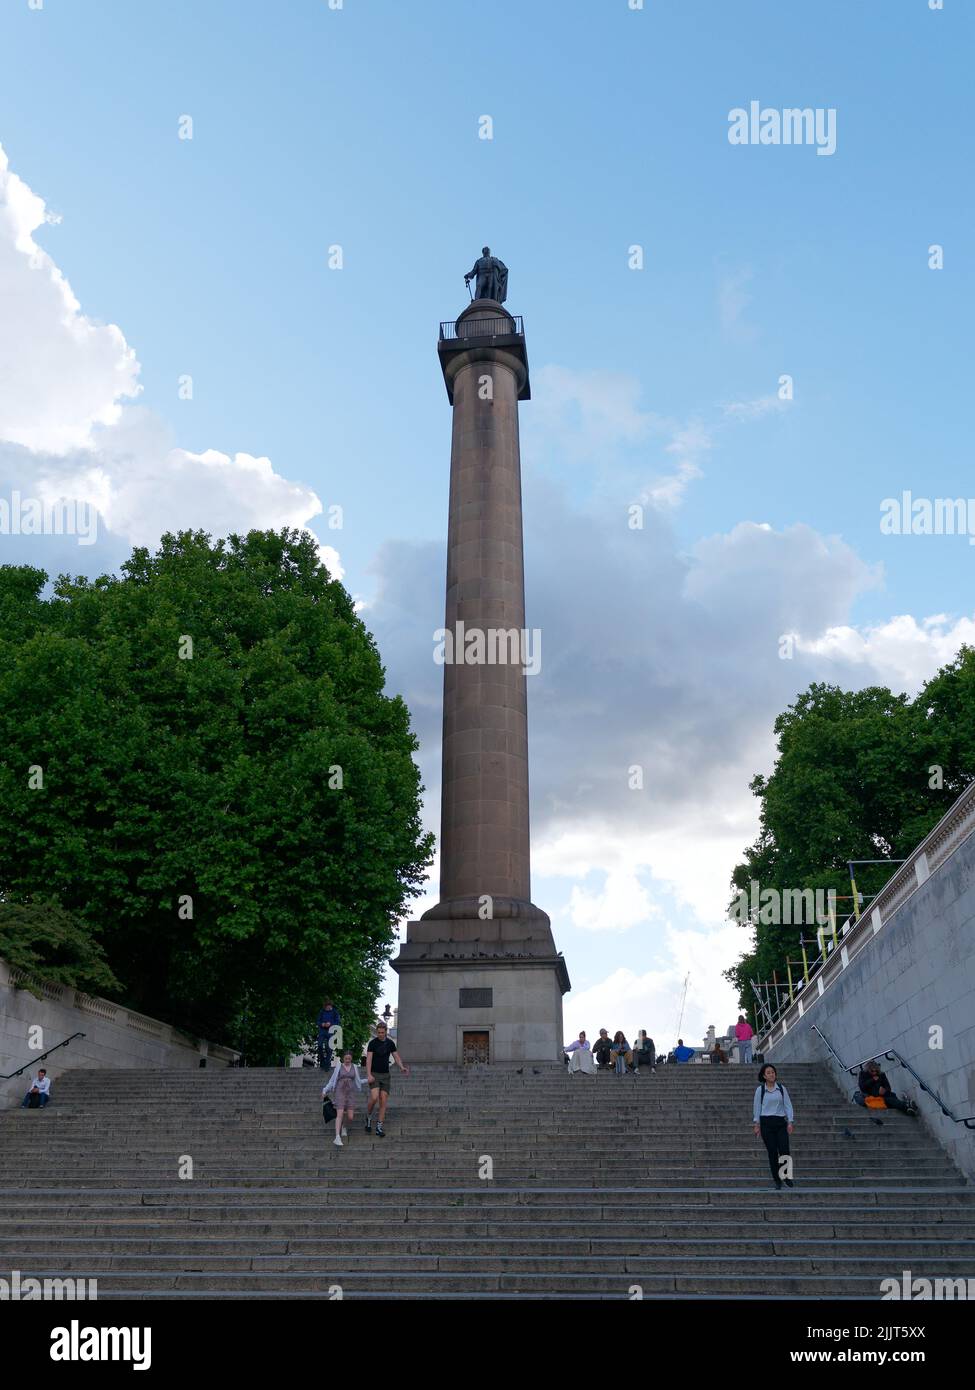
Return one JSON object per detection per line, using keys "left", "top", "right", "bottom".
{"left": 735, "top": 1015, "right": 755, "bottom": 1064}
{"left": 365, "top": 1022, "right": 409, "bottom": 1137}
{"left": 753, "top": 1063, "right": 795, "bottom": 1190}
{"left": 323, "top": 1050, "right": 363, "bottom": 1146}
{"left": 673, "top": 1039, "right": 696, "bottom": 1063}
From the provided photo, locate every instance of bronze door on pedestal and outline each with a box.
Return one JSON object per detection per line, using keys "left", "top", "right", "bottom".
{"left": 462, "top": 1031, "right": 490, "bottom": 1064}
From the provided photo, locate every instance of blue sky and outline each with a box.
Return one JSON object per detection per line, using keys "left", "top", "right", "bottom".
{"left": 1, "top": 0, "right": 971, "bottom": 1045}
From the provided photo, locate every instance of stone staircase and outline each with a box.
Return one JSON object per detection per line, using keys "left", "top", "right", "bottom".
{"left": 1, "top": 1063, "right": 973, "bottom": 1299}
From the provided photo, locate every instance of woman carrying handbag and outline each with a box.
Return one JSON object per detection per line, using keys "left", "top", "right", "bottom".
{"left": 323, "top": 1050, "right": 364, "bottom": 1147}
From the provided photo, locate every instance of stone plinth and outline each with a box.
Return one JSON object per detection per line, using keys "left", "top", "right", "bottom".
{"left": 395, "top": 922, "right": 567, "bottom": 1064}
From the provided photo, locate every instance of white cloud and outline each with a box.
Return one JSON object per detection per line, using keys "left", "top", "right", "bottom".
{"left": 0, "top": 142, "right": 333, "bottom": 573}
{"left": 0, "top": 144, "right": 140, "bottom": 453}
{"left": 723, "top": 395, "right": 786, "bottom": 422}
{"left": 564, "top": 920, "right": 750, "bottom": 1048}
{"left": 796, "top": 612, "right": 975, "bottom": 690}
{"left": 567, "top": 868, "right": 659, "bottom": 933}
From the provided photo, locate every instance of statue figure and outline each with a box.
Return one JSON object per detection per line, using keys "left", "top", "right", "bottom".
{"left": 465, "top": 247, "right": 508, "bottom": 304}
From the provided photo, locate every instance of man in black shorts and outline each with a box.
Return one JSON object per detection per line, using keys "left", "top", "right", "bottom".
{"left": 365, "top": 1022, "right": 409, "bottom": 1137}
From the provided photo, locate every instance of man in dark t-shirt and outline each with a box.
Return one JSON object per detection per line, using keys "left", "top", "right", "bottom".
{"left": 365, "top": 1023, "right": 408, "bottom": 1137}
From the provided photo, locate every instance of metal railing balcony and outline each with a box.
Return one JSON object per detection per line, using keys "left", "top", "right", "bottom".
{"left": 440, "top": 315, "right": 524, "bottom": 341}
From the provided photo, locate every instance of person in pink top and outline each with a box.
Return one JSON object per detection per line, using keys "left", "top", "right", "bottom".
{"left": 735, "top": 1015, "right": 754, "bottom": 1064}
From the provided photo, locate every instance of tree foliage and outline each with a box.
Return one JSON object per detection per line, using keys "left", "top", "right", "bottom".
{"left": 726, "top": 648, "right": 975, "bottom": 1018}
{"left": 0, "top": 530, "right": 433, "bottom": 1060}
{"left": 0, "top": 897, "right": 119, "bottom": 998}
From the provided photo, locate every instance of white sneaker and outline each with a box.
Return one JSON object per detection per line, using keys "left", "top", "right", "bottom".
{"left": 333, "top": 1135, "right": 343, "bottom": 1147}
{"left": 341, "top": 1126, "right": 348, "bottom": 1138}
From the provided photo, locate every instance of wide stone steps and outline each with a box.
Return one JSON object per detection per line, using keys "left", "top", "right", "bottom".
{"left": 3, "top": 1063, "right": 972, "bottom": 1299}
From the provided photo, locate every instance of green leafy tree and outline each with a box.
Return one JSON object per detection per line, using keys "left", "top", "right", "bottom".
{"left": 726, "top": 650, "right": 975, "bottom": 1018}
{"left": 0, "top": 897, "right": 119, "bottom": 997}
{"left": 0, "top": 529, "right": 433, "bottom": 1060}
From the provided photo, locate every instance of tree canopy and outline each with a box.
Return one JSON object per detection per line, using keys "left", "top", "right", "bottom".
{"left": 0, "top": 529, "right": 433, "bottom": 1060}
{"left": 726, "top": 647, "right": 975, "bottom": 1018}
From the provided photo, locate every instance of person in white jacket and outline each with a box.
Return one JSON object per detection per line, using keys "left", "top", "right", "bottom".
{"left": 564, "top": 1033, "right": 596, "bottom": 1075}
{"left": 323, "top": 1051, "right": 363, "bottom": 1146}
{"left": 20, "top": 1069, "right": 51, "bottom": 1108}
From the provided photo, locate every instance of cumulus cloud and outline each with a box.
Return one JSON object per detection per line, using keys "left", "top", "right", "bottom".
{"left": 796, "top": 612, "right": 975, "bottom": 690}
{"left": 563, "top": 920, "right": 752, "bottom": 1044}
{"left": 0, "top": 144, "right": 140, "bottom": 453}
{"left": 0, "top": 143, "right": 332, "bottom": 574}
{"left": 567, "top": 869, "right": 660, "bottom": 933}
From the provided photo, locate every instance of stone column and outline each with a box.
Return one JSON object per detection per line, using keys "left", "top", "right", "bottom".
{"left": 392, "top": 300, "right": 569, "bottom": 1064}
{"left": 436, "top": 304, "right": 532, "bottom": 917}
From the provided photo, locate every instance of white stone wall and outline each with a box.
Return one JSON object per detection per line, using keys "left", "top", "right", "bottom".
{"left": 1, "top": 958, "right": 238, "bottom": 1106}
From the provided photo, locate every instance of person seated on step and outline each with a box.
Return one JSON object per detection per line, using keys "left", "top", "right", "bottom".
{"left": 633, "top": 1031, "right": 656, "bottom": 1072}
{"left": 672, "top": 1039, "right": 696, "bottom": 1064}
{"left": 611, "top": 1032, "right": 634, "bottom": 1075}
{"left": 854, "top": 1060, "right": 918, "bottom": 1116}
{"left": 592, "top": 1029, "right": 614, "bottom": 1070}
{"left": 564, "top": 1032, "right": 596, "bottom": 1074}
{"left": 20, "top": 1069, "right": 51, "bottom": 1108}
{"left": 709, "top": 1042, "right": 729, "bottom": 1065}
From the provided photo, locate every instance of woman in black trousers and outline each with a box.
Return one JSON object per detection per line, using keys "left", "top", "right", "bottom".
{"left": 753, "top": 1063, "right": 795, "bottom": 1190}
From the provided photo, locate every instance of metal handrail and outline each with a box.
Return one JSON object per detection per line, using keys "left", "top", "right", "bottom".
{"left": 440, "top": 315, "right": 524, "bottom": 341}
{"left": 810, "top": 1024, "right": 845, "bottom": 1071}
{"left": 1, "top": 1032, "right": 86, "bottom": 1080}
{"left": 812, "top": 1025, "right": 975, "bottom": 1129}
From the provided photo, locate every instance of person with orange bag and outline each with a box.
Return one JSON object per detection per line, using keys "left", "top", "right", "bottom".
{"left": 854, "top": 1059, "right": 918, "bottom": 1116}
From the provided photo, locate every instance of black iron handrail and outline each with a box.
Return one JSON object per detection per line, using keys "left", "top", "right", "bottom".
{"left": 1, "top": 1032, "right": 86, "bottom": 1080}
{"left": 812, "top": 1025, "right": 975, "bottom": 1129}
{"left": 440, "top": 315, "right": 524, "bottom": 341}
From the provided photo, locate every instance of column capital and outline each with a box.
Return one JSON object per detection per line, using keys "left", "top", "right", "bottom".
{"left": 438, "top": 305, "right": 530, "bottom": 403}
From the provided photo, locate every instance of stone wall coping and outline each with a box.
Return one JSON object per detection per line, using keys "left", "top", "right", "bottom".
{"left": 0, "top": 955, "right": 239, "bottom": 1064}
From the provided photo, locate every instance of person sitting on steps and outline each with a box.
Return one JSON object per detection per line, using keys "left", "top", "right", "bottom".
{"left": 592, "top": 1030, "right": 614, "bottom": 1070}
{"left": 634, "top": 1031, "right": 656, "bottom": 1073}
{"left": 611, "top": 1031, "right": 635, "bottom": 1076}
{"left": 20, "top": 1069, "right": 51, "bottom": 1108}
{"left": 854, "top": 1059, "right": 918, "bottom": 1116}
{"left": 564, "top": 1032, "right": 596, "bottom": 1074}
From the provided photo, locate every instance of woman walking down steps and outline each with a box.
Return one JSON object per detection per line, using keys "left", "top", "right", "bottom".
{"left": 323, "top": 1051, "right": 363, "bottom": 1146}
{"left": 753, "top": 1063, "right": 796, "bottom": 1191}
